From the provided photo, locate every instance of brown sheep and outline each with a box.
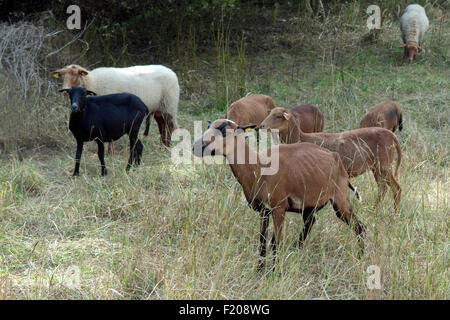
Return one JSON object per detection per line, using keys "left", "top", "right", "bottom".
{"left": 360, "top": 101, "right": 403, "bottom": 132}
{"left": 226, "top": 94, "right": 278, "bottom": 126}
{"left": 291, "top": 104, "right": 324, "bottom": 133}
{"left": 193, "top": 119, "right": 366, "bottom": 270}
{"left": 259, "top": 107, "right": 402, "bottom": 211}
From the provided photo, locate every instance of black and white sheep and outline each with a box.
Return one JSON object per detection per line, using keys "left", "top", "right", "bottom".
{"left": 52, "top": 64, "right": 179, "bottom": 148}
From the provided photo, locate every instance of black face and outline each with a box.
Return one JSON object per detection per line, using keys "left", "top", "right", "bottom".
{"left": 192, "top": 121, "right": 231, "bottom": 158}
{"left": 192, "top": 121, "right": 257, "bottom": 158}
{"left": 59, "top": 86, "right": 96, "bottom": 113}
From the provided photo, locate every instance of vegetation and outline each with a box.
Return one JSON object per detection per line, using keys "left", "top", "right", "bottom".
{"left": 0, "top": 1, "right": 448, "bottom": 299}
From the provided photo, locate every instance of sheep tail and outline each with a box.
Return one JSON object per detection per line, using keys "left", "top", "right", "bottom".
{"left": 393, "top": 135, "right": 402, "bottom": 178}
{"left": 144, "top": 110, "right": 151, "bottom": 136}
{"left": 348, "top": 183, "right": 362, "bottom": 202}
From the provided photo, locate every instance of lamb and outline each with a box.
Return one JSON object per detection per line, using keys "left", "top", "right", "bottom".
{"left": 52, "top": 64, "right": 179, "bottom": 151}
{"left": 259, "top": 107, "right": 402, "bottom": 211}
{"left": 226, "top": 94, "right": 279, "bottom": 126}
{"left": 290, "top": 104, "right": 324, "bottom": 133}
{"left": 60, "top": 86, "right": 150, "bottom": 176}
{"left": 400, "top": 4, "right": 429, "bottom": 62}
{"left": 360, "top": 101, "right": 403, "bottom": 132}
{"left": 193, "top": 119, "right": 366, "bottom": 269}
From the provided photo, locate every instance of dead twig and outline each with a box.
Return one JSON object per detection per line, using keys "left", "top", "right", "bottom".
{"left": 44, "top": 18, "right": 94, "bottom": 60}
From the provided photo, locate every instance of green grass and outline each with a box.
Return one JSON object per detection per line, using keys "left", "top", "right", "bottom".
{"left": 0, "top": 4, "right": 449, "bottom": 299}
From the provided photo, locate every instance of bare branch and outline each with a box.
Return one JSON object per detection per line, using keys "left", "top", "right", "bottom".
{"left": 44, "top": 18, "right": 95, "bottom": 59}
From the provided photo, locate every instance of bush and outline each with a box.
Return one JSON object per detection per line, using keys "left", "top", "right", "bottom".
{"left": 0, "top": 22, "right": 69, "bottom": 151}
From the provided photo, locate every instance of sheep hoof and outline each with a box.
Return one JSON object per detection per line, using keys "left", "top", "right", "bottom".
{"left": 257, "top": 260, "right": 266, "bottom": 272}
{"left": 295, "top": 240, "right": 307, "bottom": 249}
{"left": 271, "top": 263, "right": 277, "bottom": 273}
{"left": 357, "top": 246, "right": 365, "bottom": 259}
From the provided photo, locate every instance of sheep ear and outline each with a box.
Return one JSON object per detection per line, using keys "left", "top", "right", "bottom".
{"left": 59, "top": 89, "right": 68, "bottom": 94}
{"left": 86, "top": 90, "right": 97, "bottom": 96}
{"left": 283, "top": 112, "right": 291, "bottom": 120}
{"left": 418, "top": 46, "right": 423, "bottom": 52}
{"left": 80, "top": 70, "right": 89, "bottom": 77}
{"left": 400, "top": 44, "right": 407, "bottom": 47}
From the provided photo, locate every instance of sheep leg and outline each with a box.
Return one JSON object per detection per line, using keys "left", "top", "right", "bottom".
{"left": 271, "top": 208, "right": 286, "bottom": 264}
{"left": 127, "top": 135, "right": 137, "bottom": 171}
{"left": 73, "top": 140, "right": 84, "bottom": 176}
{"left": 373, "top": 169, "right": 388, "bottom": 207}
{"left": 107, "top": 142, "right": 115, "bottom": 155}
{"left": 251, "top": 201, "right": 271, "bottom": 270}
{"left": 386, "top": 171, "right": 401, "bottom": 213}
{"left": 332, "top": 197, "right": 366, "bottom": 253}
{"left": 258, "top": 209, "right": 270, "bottom": 271}
{"left": 298, "top": 209, "right": 316, "bottom": 247}
{"left": 96, "top": 140, "right": 107, "bottom": 176}
{"left": 133, "top": 139, "right": 143, "bottom": 166}
{"left": 154, "top": 111, "right": 175, "bottom": 147}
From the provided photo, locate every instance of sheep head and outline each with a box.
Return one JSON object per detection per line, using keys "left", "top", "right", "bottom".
{"left": 52, "top": 65, "right": 89, "bottom": 89}
{"left": 401, "top": 42, "right": 422, "bottom": 62}
{"left": 59, "top": 86, "right": 96, "bottom": 113}
{"left": 258, "top": 107, "right": 292, "bottom": 133}
{"left": 193, "top": 119, "right": 256, "bottom": 157}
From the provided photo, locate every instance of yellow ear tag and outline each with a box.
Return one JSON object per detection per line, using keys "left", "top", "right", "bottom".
{"left": 245, "top": 127, "right": 252, "bottom": 132}
{"left": 53, "top": 73, "right": 59, "bottom": 79}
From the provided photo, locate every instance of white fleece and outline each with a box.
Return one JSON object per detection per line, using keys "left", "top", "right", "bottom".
{"left": 400, "top": 4, "right": 429, "bottom": 45}
{"left": 80, "top": 65, "right": 180, "bottom": 124}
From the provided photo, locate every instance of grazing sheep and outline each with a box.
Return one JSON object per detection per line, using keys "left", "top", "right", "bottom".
{"left": 400, "top": 4, "right": 429, "bottom": 62}
{"left": 193, "top": 119, "right": 366, "bottom": 269}
{"left": 60, "top": 86, "right": 150, "bottom": 176}
{"left": 259, "top": 107, "right": 402, "bottom": 211}
{"left": 225, "top": 94, "right": 279, "bottom": 145}
{"left": 52, "top": 64, "right": 179, "bottom": 150}
{"left": 226, "top": 94, "right": 279, "bottom": 126}
{"left": 360, "top": 101, "right": 403, "bottom": 132}
{"left": 291, "top": 104, "right": 324, "bottom": 133}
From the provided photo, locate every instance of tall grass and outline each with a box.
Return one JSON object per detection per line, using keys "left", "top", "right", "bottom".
{"left": 214, "top": 28, "right": 248, "bottom": 111}
{"left": 0, "top": 1, "right": 449, "bottom": 299}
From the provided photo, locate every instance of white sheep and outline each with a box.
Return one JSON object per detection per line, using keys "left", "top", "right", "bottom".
{"left": 400, "top": 4, "right": 429, "bottom": 62}
{"left": 52, "top": 64, "right": 180, "bottom": 148}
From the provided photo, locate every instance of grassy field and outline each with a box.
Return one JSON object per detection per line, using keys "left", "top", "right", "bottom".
{"left": 0, "top": 4, "right": 448, "bottom": 299}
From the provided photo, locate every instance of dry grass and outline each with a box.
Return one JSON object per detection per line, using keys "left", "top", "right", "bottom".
{"left": 0, "top": 2, "right": 448, "bottom": 299}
